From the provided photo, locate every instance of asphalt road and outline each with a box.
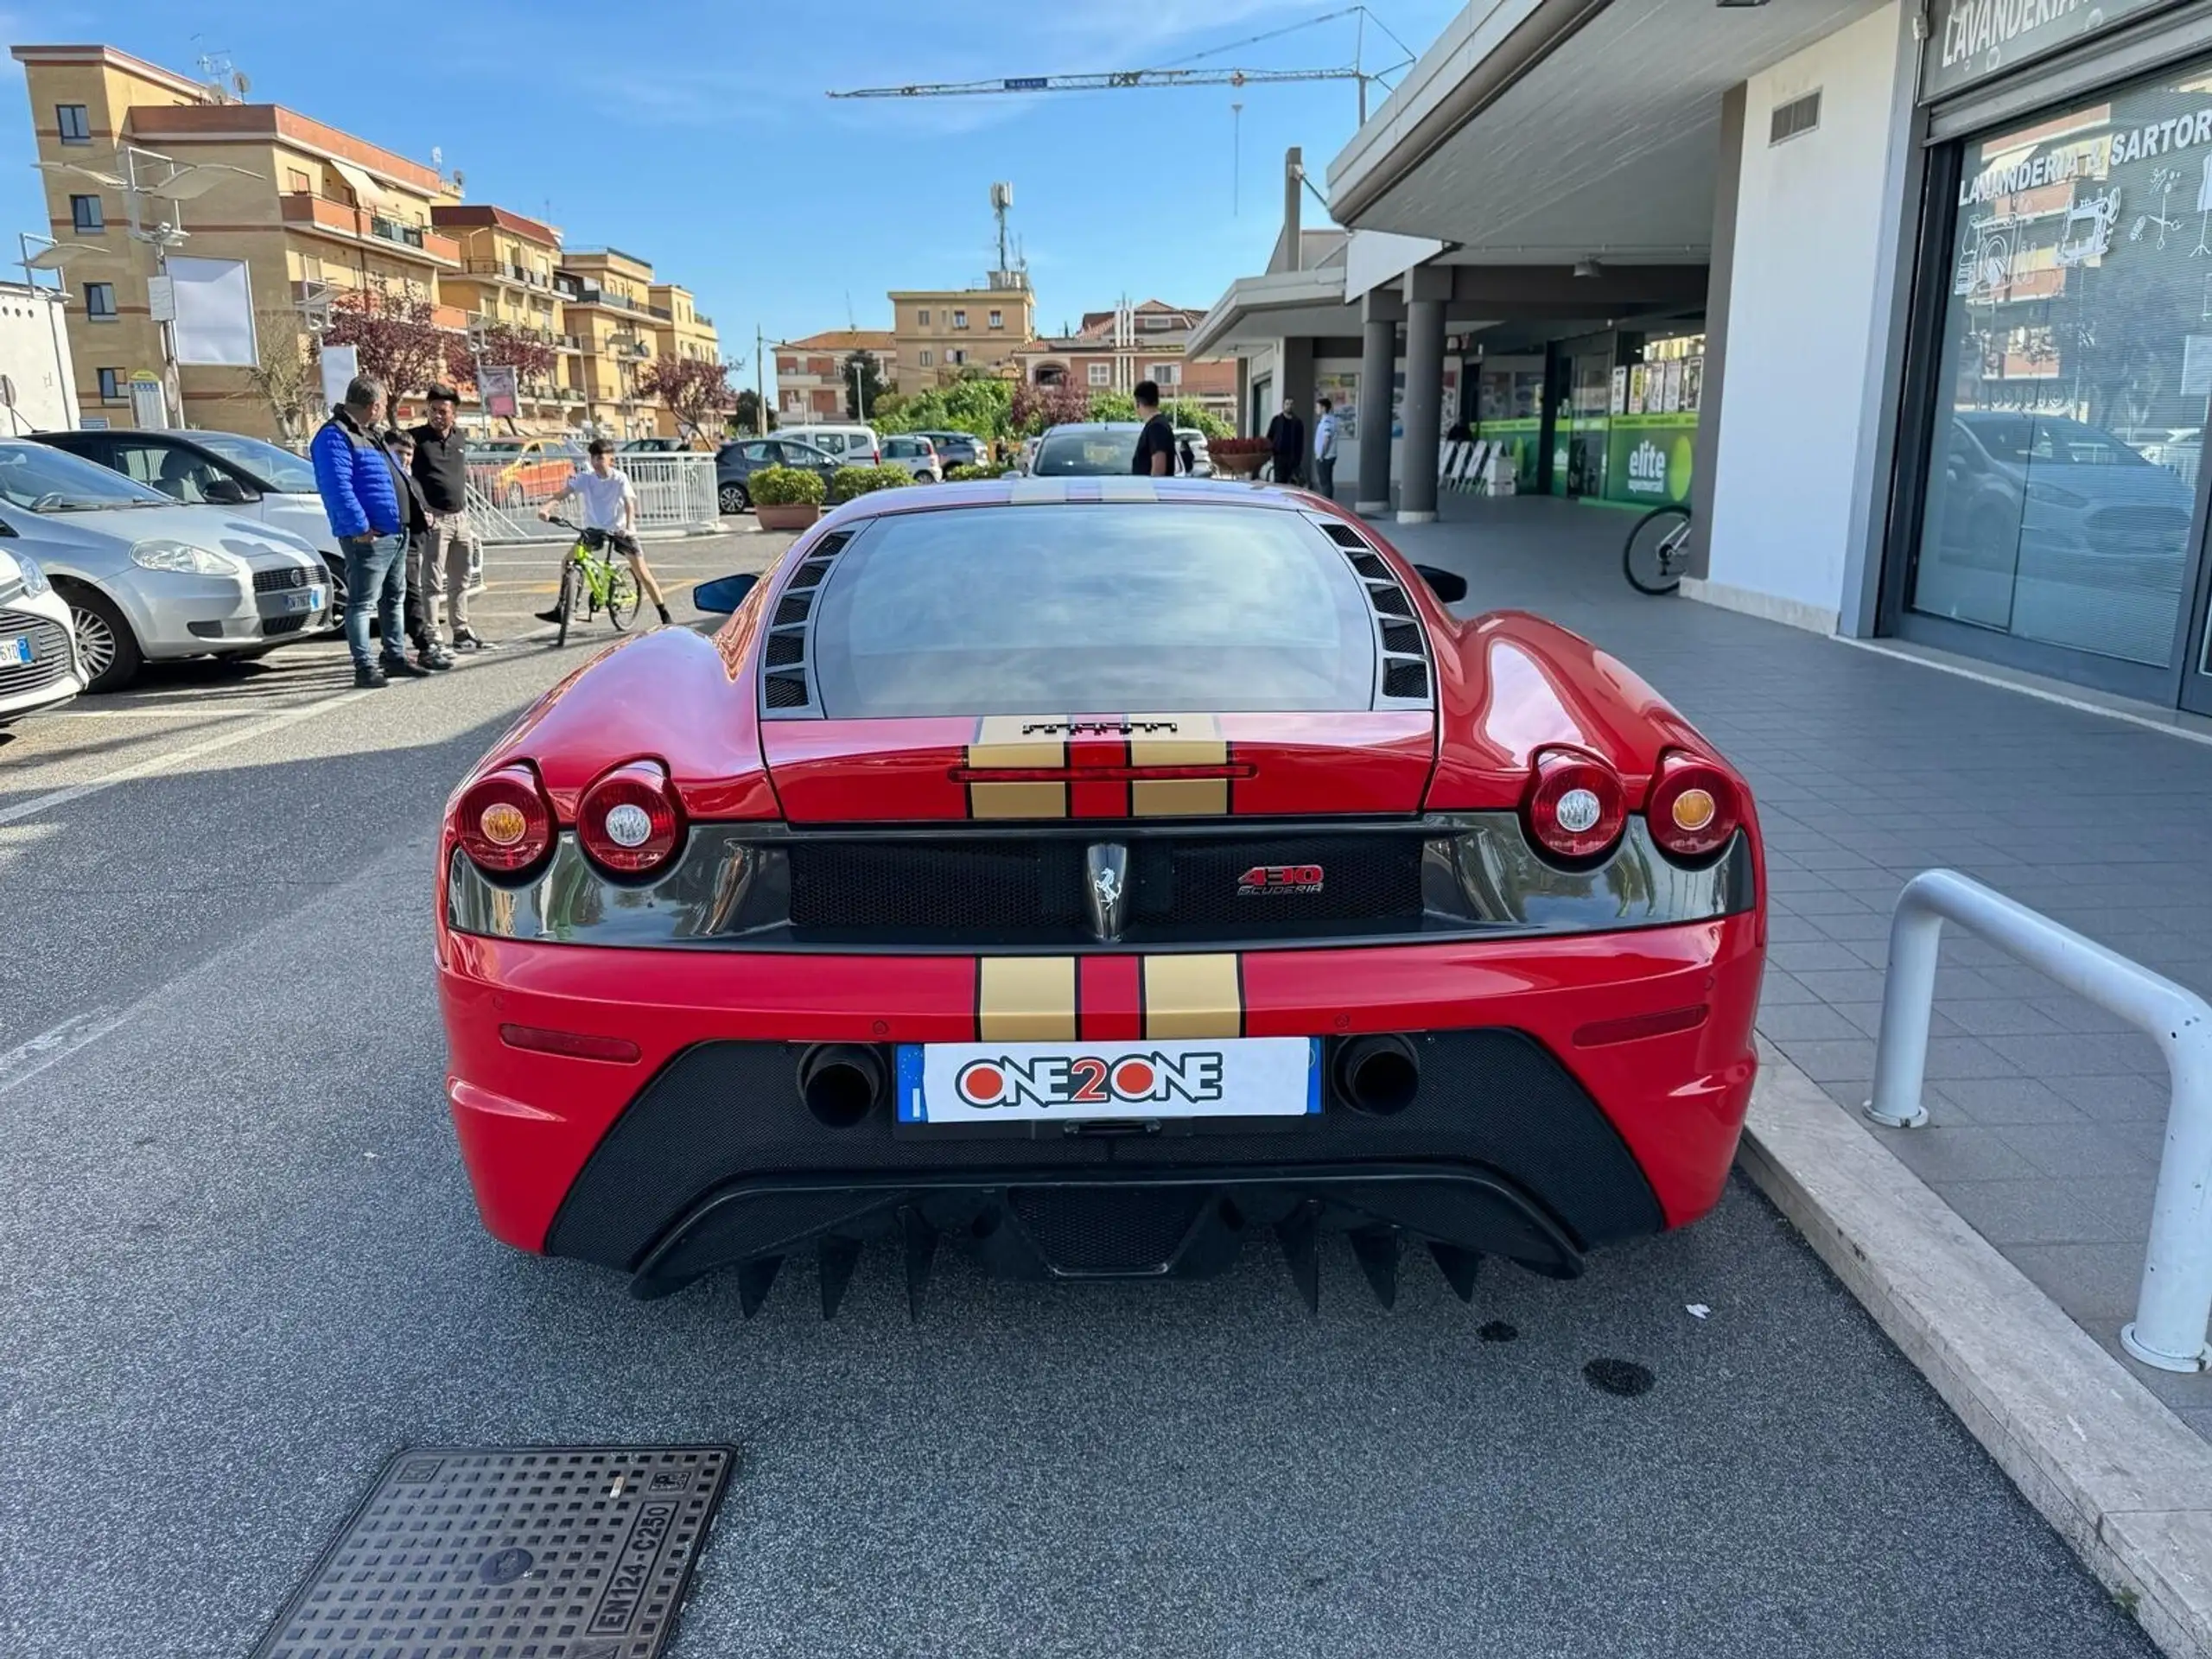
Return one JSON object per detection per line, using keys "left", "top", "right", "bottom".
{"left": 0, "top": 521, "right": 2158, "bottom": 1659}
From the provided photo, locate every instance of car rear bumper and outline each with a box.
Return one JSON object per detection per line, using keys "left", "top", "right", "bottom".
{"left": 439, "top": 914, "right": 1763, "bottom": 1294}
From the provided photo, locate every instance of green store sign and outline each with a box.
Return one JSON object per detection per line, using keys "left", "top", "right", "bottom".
{"left": 1605, "top": 414, "right": 1695, "bottom": 505}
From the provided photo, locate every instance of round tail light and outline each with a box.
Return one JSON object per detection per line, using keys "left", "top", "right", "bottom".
{"left": 1524, "top": 748, "right": 1626, "bottom": 861}
{"left": 1648, "top": 750, "right": 1741, "bottom": 860}
{"left": 456, "top": 765, "right": 554, "bottom": 876}
{"left": 577, "top": 760, "right": 684, "bottom": 876}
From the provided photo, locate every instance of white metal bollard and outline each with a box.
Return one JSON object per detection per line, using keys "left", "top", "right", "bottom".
{"left": 1864, "top": 868, "right": 2212, "bottom": 1373}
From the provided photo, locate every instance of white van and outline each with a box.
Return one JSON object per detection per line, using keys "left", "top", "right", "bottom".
{"left": 777, "top": 424, "right": 881, "bottom": 468}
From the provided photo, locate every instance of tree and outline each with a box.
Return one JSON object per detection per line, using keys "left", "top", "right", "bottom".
{"left": 236, "top": 307, "right": 321, "bottom": 441}
{"left": 1089, "top": 389, "right": 1138, "bottom": 423}
{"left": 874, "top": 373, "right": 1015, "bottom": 441}
{"left": 638, "top": 355, "right": 739, "bottom": 444}
{"left": 732, "top": 387, "right": 766, "bottom": 435}
{"left": 321, "top": 288, "right": 453, "bottom": 406}
{"left": 842, "top": 351, "right": 887, "bottom": 421}
{"left": 1165, "top": 398, "right": 1229, "bottom": 438}
{"left": 1011, "top": 378, "right": 1091, "bottom": 435}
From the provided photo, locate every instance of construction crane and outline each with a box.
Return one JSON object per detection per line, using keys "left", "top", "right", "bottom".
{"left": 828, "top": 6, "right": 1416, "bottom": 124}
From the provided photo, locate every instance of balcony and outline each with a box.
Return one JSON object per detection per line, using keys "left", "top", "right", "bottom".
{"left": 464, "top": 258, "right": 551, "bottom": 287}
{"left": 280, "top": 194, "right": 460, "bottom": 265}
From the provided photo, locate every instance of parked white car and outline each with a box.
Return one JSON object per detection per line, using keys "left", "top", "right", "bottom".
{"left": 0, "top": 442, "right": 331, "bottom": 693}
{"left": 1175, "top": 428, "right": 1214, "bottom": 477}
{"left": 0, "top": 544, "right": 86, "bottom": 725}
{"left": 880, "top": 435, "right": 943, "bottom": 483}
{"left": 775, "top": 423, "right": 882, "bottom": 469}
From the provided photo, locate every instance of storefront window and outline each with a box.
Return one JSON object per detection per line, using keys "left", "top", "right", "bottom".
{"left": 1912, "top": 60, "right": 2212, "bottom": 668}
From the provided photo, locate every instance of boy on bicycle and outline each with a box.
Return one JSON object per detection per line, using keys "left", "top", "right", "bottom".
{"left": 535, "top": 439, "right": 674, "bottom": 626}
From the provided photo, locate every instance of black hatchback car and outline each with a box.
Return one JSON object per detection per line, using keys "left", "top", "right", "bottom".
{"left": 715, "top": 437, "right": 840, "bottom": 514}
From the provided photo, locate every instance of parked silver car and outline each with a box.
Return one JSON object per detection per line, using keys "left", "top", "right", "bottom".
{"left": 880, "top": 434, "right": 944, "bottom": 483}
{"left": 0, "top": 441, "right": 331, "bottom": 692}
{"left": 0, "top": 544, "right": 86, "bottom": 724}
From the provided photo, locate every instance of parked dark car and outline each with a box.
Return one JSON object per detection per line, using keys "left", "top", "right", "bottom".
{"left": 715, "top": 438, "right": 840, "bottom": 514}
{"left": 912, "top": 429, "right": 985, "bottom": 472}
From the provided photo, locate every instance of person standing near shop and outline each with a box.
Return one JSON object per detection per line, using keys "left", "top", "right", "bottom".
{"left": 1312, "top": 396, "right": 1340, "bottom": 499}
{"left": 410, "top": 386, "right": 492, "bottom": 653}
{"left": 1130, "top": 380, "right": 1177, "bottom": 478}
{"left": 1266, "top": 396, "right": 1306, "bottom": 486}
{"left": 311, "top": 375, "right": 428, "bottom": 690}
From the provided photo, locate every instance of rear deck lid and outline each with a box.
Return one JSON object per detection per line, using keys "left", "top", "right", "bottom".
{"left": 757, "top": 501, "right": 1436, "bottom": 822}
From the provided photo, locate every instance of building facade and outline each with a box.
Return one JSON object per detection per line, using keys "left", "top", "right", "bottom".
{"left": 1192, "top": 0, "right": 2212, "bottom": 716}
{"left": 890, "top": 282, "right": 1035, "bottom": 385}
{"left": 772, "top": 330, "right": 894, "bottom": 422}
{"left": 14, "top": 42, "right": 719, "bottom": 444}
{"left": 1010, "top": 300, "right": 1237, "bottom": 417}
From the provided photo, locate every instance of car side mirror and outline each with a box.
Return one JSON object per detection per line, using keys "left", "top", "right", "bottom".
{"left": 1413, "top": 563, "right": 1468, "bottom": 603}
{"left": 693, "top": 572, "right": 760, "bottom": 613}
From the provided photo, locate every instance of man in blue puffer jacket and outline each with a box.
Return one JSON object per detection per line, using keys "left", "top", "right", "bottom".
{"left": 312, "top": 374, "right": 429, "bottom": 689}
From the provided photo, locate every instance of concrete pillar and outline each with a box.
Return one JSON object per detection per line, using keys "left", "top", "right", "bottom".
{"left": 1355, "top": 315, "right": 1396, "bottom": 515}
{"left": 1281, "top": 148, "right": 1303, "bottom": 272}
{"left": 1280, "top": 335, "right": 1315, "bottom": 435}
{"left": 1685, "top": 82, "right": 1745, "bottom": 585}
{"left": 1397, "top": 265, "right": 1451, "bottom": 524}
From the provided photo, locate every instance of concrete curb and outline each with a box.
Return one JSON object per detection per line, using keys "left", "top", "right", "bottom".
{"left": 1739, "top": 1037, "right": 2212, "bottom": 1659}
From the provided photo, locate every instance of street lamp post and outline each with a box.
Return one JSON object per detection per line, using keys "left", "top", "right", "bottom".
{"left": 17, "top": 232, "right": 90, "bottom": 428}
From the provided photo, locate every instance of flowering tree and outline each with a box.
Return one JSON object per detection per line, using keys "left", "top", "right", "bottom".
{"left": 638, "top": 355, "right": 739, "bottom": 444}
{"left": 1011, "top": 378, "right": 1091, "bottom": 435}
{"left": 320, "top": 289, "right": 452, "bottom": 406}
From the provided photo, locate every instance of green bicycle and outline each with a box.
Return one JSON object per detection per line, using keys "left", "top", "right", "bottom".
{"left": 546, "top": 516, "right": 640, "bottom": 646}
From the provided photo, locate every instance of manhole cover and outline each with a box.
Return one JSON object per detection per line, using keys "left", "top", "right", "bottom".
{"left": 251, "top": 1444, "right": 735, "bottom": 1659}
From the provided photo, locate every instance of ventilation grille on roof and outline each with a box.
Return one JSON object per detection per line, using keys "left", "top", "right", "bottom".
{"left": 759, "top": 531, "right": 854, "bottom": 718}
{"left": 1770, "top": 90, "right": 1820, "bottom": 146}
{"left": 1311, "top": 514, "right": 1432, "bottom": 707}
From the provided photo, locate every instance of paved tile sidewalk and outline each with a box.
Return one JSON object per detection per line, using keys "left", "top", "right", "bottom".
{"left": 1384, "top": 493, "right": 2212, "bottom": 1437}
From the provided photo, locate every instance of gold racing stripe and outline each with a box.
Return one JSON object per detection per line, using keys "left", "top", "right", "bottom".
{"left": 969, "top": 714, "right": 1067, "bottom": 820}
{"left": 1095, "top": 478, "right": 1159, "bottom": 503}
{"left": 1129, "top": 713, "right": 1229, "bottom": 817}
{"left": 979, "top": 956, "right": 1078, "bottom": 1041}
{"left": 1143, "top": 953, "right": 1243, "bottom": 1039}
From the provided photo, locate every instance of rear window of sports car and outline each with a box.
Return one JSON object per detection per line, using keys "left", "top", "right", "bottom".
{"left": 804, "top": 505, "right": 1378, "bottom": 716}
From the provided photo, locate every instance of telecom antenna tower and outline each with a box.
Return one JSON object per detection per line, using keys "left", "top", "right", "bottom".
{"left": 988, "top": 182, "right": 1027, "bottom": 289}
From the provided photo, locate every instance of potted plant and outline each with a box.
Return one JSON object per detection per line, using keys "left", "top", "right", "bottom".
{"left": 750, "top": 465, "right": 824, "bottom": 531}
{"left": 1206, "top": 435, "right": 1274, "bottom": 480}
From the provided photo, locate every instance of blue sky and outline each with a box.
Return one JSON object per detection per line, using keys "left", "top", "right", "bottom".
{"left": 2, "top": 2, "right": 1462, "bottom": 378}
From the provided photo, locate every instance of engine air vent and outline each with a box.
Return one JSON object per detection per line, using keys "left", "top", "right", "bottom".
{"left": 1319, "top": 522, "right": 1368, "bottom": 550}
{"left": 1350, "top": 552, "right": 1391, "bottom": 582}
{"left": 1370, "top": 583, "right": 1414, "bottom": 619}
{"left": 1382, "top": 659, "right": 1429, "bottom": 699}
{"left": 1381, "top": 620, "right": 1422, "bottom": 655}
{"left": 759, "top": 530, "right": 856, "bottom": 717}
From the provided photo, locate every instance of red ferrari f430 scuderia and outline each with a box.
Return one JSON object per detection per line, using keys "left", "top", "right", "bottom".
{"left": 436, "top": 479, "right": 1764, "bottom": 1315}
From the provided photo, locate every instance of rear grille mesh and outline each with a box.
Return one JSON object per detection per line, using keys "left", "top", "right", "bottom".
{"left": 759, "top": 532, "right": 853, "bottom": 717}
{"left": 1383, "top": 660, "right": 1429, "bottom": 699}
{"left": 785, "top": 831, "right": 1424, "bottom": 942}
{"left": 764, "top": 671, "right": 810, "bottom": 709}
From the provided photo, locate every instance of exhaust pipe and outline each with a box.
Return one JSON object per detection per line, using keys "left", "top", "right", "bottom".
{"left": 1333, "top": 1034, "right": 1420, "bottom": 1116}
{"left": 798, "top": 1044, "right": 887, "bottom": 1128}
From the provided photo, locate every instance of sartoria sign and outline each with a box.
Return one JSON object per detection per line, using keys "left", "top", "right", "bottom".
{"left": 1922, "top": 0, "right": 2178, "bottom": 100}
{"left": 1957, "top": 105, "right": 2212, "bottom": 206}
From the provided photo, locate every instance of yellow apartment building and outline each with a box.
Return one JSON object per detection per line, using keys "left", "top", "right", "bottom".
{"left": 888, "top": 281, "right": 1034, "bottom": 387}
{"left": 14, "top": 42, "right": 465, "bottom": 438}
{"left": 431, "top": 202, "right": 581, "bottom": 434}
{"left": 16, "top": 41, "right": 722, "bottom": 445}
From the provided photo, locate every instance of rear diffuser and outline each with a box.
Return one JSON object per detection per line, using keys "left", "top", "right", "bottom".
{"left": 251, "top": 1444, "right": 734, "bottom": 1659}
{"left": 627, "top": 1163, "right": 1580, "bottom": 1316}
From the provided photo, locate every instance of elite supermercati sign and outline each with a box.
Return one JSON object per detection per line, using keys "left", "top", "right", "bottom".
{"left": 1922, "top": 0, "right": 2181, "bottom": 101}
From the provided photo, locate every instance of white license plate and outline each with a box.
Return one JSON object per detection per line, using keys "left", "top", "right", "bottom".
{"left": 283, "top": 588, "right": 316, "bottom": 613}
{"left": 898, "top": 1037, "right": 1320, "bottom": 1125}
{"left": 0, "top": 635, "right": 29, "bottom": 666}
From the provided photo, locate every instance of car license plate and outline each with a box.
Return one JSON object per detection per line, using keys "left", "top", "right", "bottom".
{"left": 283, "top": 588, "right": 316, "bottom": 613}
{"left": 897, "top": 1037, "right": 1320, "bottom": 1125}
{"left": 0, "top": 635, "right": 29, "bottom": 666}
{"left": 308, "top": 585, "right": 326, "bottom": 611}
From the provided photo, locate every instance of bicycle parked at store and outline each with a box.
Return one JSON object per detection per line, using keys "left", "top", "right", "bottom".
{"left": 1623, "top": 501, "right": 1694, "bottom": 595}
{"left": 545, "top": 516, "right": 639, "bottom": 645}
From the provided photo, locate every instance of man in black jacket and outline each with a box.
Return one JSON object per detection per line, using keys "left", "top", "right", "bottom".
{"left": 409, "top": 386, "right": 491, "bottom": 654}
{"left": 1266, "top": 396, "right": 1305, "bottom": 486}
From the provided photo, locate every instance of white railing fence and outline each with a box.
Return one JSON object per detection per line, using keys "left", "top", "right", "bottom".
{"left": 465, "top": 454, "right": 721, "bottom": 543}
{"left": 1863, "top": 868, "right": 2212, "bottom": 1373}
